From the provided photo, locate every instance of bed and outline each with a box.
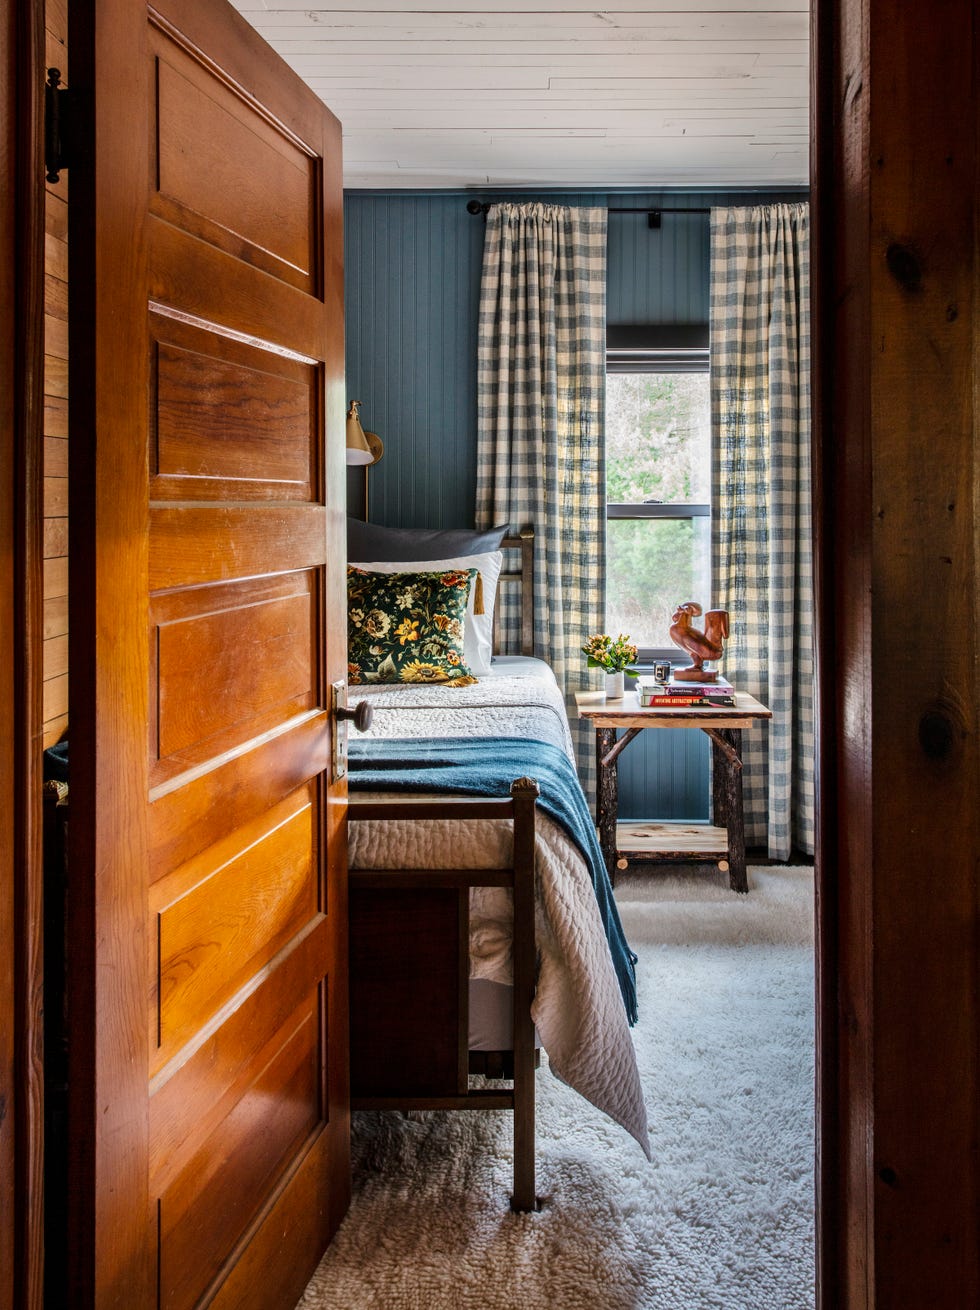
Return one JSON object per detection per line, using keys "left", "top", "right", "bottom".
{"left": 344, "top": 523, "right": 650, "bottom": 1210}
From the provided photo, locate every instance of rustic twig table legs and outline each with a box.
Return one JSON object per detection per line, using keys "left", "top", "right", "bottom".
{"left": 708, "top": 727, "right": 747, "bottom": 893}
{"left": 595, "top": 727, "right": 621, "bottom": 883}
{"left": 592, "top": 722, "right": 749, "bottom": 893}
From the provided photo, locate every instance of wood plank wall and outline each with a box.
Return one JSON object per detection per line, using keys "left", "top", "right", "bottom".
{"left": 0, "top": 7, "right": 17, "bottom": 1304}
{"left": 43, "top": 0, "right": 67, "bottom": 749}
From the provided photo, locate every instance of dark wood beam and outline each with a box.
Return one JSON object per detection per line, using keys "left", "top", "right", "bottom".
{"left": 813, "top": 0, "right": 979, "bottom": 1304}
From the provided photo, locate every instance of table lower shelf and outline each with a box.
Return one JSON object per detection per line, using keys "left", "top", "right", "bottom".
{"left": 613, "top": 821, "right": 731, "bottom": 873}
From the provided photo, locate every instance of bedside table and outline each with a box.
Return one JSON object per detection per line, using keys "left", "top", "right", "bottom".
{"left": 575, "top": 689, "right": 772, "bottom": 894}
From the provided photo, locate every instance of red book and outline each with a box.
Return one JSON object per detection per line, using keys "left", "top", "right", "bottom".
{"left": 639, "top": 690, "right": 736, "bottom": 708}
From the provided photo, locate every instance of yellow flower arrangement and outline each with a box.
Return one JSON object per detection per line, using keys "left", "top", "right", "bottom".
{"left": 582, "top": 632, "right": 641, "bottom": 675}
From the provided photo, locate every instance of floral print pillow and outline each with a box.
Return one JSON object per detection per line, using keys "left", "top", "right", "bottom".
{"left": 347, "top": 567, "right": 479, "bottom": 686}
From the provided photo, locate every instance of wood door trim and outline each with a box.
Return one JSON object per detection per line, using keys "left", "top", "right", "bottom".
{"left": 67, "top": 0, "right": 153, "bottom": 1301}
{"left": 0, "top": 8, "right": 14, "bottom": 1297}
{"left": 2, "top": 1, "right": 47, "bottom": 1306}
{"left": 811, "top": 1, "right": 855, "bottom": 1304}
{"left": 812, "top": 0, "right": 980, "bottom": 1305}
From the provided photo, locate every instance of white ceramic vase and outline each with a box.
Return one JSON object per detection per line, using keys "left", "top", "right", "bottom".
{"left": 604, "top": 670, "right": 625, "bottom": 699}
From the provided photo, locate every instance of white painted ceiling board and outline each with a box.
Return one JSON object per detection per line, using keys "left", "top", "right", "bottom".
{"left": 232, "top": 3, "right": 810, "bottom": 188}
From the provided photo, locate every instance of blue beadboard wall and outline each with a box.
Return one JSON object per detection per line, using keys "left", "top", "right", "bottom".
{"left": 343, "top": 185, "right": 806, "bottom": 818}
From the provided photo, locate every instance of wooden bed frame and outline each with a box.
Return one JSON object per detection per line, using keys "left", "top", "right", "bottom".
{"left": 347, "top": 526, "right": 542, "bottom": 1211}
{"left": 348, "top": 782, "right": 539, "bottom": 1212}
{"left": 494, "top": 529, "right": 535, "bottom": 657}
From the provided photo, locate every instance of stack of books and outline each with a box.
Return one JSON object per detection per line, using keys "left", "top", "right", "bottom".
{"left": 637, "top": 675, "right": 736, "bottom": 708}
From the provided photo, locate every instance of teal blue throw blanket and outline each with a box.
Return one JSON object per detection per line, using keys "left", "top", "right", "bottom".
{"left": 348, "top": 736, "right": 638, "bottom": 1025}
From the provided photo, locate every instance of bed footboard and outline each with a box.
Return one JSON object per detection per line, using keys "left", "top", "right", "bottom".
{"left": 347, "top": 778, "right": 540, "bottom": 1212}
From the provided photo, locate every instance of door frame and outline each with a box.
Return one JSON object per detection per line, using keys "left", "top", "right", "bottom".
{"left": 811, "top": 0, "right": 979, "bottom": 1305}
{"left": 0, "top": 1, "right": 46, "bottom": 1307}
{"left": 5, "top": 1, "right": 979, "bottom": 1307}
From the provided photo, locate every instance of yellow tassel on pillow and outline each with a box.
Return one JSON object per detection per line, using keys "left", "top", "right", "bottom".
{"left": 472, "top": 571, "right": 485, "bottom": 615}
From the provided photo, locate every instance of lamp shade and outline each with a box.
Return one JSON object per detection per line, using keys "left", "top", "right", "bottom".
{"left": 345, "top": 400, "right": 375, "bottom": 466}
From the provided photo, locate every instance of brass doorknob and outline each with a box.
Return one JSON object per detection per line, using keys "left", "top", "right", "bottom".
{"left": 336, "top": 699, "right": 373, "bottom": 732}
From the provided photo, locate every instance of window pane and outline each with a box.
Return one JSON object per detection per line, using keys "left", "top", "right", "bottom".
{"left": 606, "top": 516, "right": 711, "bottom": 650}
{"left": 606, "top": 372, "right": 710, "bottom": 504}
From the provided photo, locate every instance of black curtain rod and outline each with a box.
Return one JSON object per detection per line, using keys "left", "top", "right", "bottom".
{"left": 465, "top": 200, "right": 710, "bottom": 227}
{"left": 610, "top": 206, "right": 710, "bottom": 213}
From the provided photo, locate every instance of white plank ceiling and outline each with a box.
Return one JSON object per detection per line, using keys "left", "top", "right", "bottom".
{"left": 231, "top": 1, "right": 810, "bottom": 189}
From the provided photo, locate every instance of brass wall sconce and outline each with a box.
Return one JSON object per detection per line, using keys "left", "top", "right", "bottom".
{"left": 345, "top": 400, "right": 384, "bottom": 521}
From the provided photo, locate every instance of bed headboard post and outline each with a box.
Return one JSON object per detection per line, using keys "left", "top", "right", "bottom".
{"left": 496, "top": 528, "right": 535, "bottom": 657}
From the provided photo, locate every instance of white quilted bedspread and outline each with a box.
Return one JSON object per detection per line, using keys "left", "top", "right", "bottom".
{"left": 352, "top": 655, "right": 576, "bottom": 758}
{"left": 348, "top": 658, "right": 651, "bottom": 1156}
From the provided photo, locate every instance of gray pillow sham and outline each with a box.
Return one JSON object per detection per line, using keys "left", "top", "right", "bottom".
{"left": 347, "top": 517, "right": 509, "bottom": 562}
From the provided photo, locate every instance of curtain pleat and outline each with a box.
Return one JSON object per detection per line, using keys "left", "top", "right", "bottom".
{"left": 475, "top": 203, "right": 608, "bottom": 798}
{"left": 709, "top": 203, "right": 815, "bottom": 858}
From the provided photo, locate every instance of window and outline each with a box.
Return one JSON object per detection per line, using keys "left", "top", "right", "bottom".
{"left": 605, "top": 327, "right": 711, "bottom": 661}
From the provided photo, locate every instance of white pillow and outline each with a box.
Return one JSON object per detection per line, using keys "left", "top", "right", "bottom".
{"left": 348, "top": 551, "right": 503, "bottom": 676}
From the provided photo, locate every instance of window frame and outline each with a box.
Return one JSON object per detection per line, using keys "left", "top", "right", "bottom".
{"left": 605, "top": 330, "right": 711, "bottom": 665}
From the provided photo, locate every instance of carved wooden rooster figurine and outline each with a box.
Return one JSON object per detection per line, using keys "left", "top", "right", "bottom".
{"left": 669, "top": 601, "right": 730, "bottom": 681}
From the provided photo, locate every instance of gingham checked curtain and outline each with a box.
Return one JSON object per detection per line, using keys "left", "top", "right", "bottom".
{"left": 475, "top": 203, "right": 607, "bottom": 796}
{"left": 709, "top": 203, "right": 815, "bottom": 859}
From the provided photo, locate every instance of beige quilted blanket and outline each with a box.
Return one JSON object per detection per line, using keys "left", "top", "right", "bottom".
{"left": 349, "top": 658, "right": 650, "bottom": 1156}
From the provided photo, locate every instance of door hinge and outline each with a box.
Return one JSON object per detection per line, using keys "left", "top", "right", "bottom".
{"left": 45, "top": 68, "right": 74, "bottom": 184}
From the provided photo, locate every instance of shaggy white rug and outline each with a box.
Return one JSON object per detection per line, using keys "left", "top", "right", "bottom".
{"left": 299, "top": 865, "right": 815, "bottom": 1310}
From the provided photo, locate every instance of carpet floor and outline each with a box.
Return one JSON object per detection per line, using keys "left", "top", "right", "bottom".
{"left": 299, "top": 865, "right": 815, "bottom": 1310}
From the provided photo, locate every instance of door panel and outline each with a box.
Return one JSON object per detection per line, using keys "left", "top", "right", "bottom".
{"left": 151, "top": 788, "right": 317, "bottom": 1066}
{"left": 150, "top": 26, "right": 318, "bottom": 291}
{"left": 68, "top": 0, "right": 348, "bottom": 1303}
{"left": 151, "top": 331, "right": 319, "bottom": 502}
{"left": 148, "top": 715, "right": 330, "bottom": 879}
{"left": 148, "top": 923, "right": 332, "bottom": 1187}
{"left": 150, "top": 572, "right": 319, "bottom": 781}
{"left": 158, "top": 1005, "right": 320, "bottom": 1310}
{"left": 148, "top": 506, "right": 328, "bottom": 588}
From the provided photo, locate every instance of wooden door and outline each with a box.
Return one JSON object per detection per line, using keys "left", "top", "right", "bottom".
{"left": 66, "top": 0, "right": 349, "bottom": 1305}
